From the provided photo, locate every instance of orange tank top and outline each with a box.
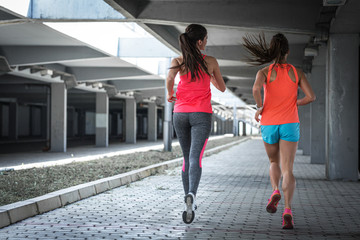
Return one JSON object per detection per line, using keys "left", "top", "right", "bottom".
{"left": 260, "top": 63, "right": 299, "bottom": 125}
{"left": 174, "top": 55, "right": 212, "bottom": 113}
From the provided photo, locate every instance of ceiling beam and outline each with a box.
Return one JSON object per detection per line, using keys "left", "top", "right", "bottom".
{"left": 111, "top": 79, "right": 164, "bottom": 91}
{"left": 1, "top": 46, "right": 108, "bottom": 66}
{"left": 67, "top": 67, "right": 150, "bottom": 81}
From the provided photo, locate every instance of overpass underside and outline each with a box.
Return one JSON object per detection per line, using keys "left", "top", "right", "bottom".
{"left": 0, "top": 0, "right": 359, "bottom": 180}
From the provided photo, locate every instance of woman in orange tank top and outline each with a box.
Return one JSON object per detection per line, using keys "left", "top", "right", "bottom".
{"left": 243, "top": 33, "right": 316, "bottom": 229}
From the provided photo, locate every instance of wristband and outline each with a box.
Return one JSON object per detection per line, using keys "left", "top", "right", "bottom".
{"left": 256, "top": 104, "right": 263, "bottom": 111}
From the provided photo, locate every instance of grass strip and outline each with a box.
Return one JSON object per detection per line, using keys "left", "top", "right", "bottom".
{"left": 0, "top": 136, "right": 243, "bottom": 206}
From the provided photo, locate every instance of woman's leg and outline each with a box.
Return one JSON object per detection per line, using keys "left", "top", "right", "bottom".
{"left": 188, "top": 112, "right": 212, "bottom": 196}
{"left": 263, "top": 142, "right": 281, "bottom": 191}
{"left": 173, "top": 113, "right": 191, "bottom": 195}
{"left": 279, "top": 139, "right": 298, "bottom": 209}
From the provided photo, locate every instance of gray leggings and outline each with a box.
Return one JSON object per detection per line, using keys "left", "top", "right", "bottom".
{"left": 173, "top": 112, "right": 212, "bottom": 196}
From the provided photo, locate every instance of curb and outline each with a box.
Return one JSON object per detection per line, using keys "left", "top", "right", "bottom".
{"left": 0, "top": 137, "right": 249, "bottom": 229}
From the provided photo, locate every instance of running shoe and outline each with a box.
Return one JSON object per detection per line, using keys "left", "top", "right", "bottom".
{"left": 266, "top": 189, "right": 281, "bottom": 213}
{"left": 182, "top": 192, "right": 196, "bottom": 224}
{"left": 282, "top": 208, "right": 294, "bottom": 229}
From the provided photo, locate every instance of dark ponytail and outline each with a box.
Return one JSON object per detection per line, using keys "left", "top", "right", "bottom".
{"left": 242, "top": 32, "right": 289, "bottom": 66}
{"left": 172, "top": 24, "right": 209, "bottom": 81}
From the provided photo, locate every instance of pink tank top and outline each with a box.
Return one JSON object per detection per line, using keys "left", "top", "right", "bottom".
{"left": 260, "top": 63, "right": 299, "bottom": 125}
{"left": 173, "top": 57, "right": 212, "bottom": 113}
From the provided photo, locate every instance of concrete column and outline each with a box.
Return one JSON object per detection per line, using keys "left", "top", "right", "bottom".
{"left": 163, "top": 57, "right": 173, "bottom": 151}
{"left": 50, "top": 83, "right": 67, "bottom": 152}
{"left": 310, "top": 45, "right": 326, "bottom": 164}
{"left": 233, "top": 105, "right": 239, "bottom": 136}
{"left": 148, "top": 102, "right": 157, "bottom": 141}
{"left": 298, "top": 96, "right": 311, "bottom": 155}
{"left": 125, "top": 98, "right": 136, "bottom": 144}
{"left": 229, "top": 120, "right": 233, "bottom": 133}
{"left": 220, "top": 120, "right": 224, "bottom": 134}
{"left": 9, "top": 102, "right": 18, "bottom": 140}
{"left": 242, "top": 122, "right": 246, "bottom": 136}
{"left": 233, "top": 119, "right": 239, "bottom": 136}
{"left": 326, "top": 34, "right": 359, "bottom": 181}
{"left": 96, "top": 92, "right": 109, "bottom": 147}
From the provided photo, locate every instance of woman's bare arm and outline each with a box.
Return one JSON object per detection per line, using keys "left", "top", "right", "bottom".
{"left": 252, "top": 69, "right": 266, "bottom": 122}
{"left": 166, "top": 58, "right": 180, "bottom": 102}
{"left": 208, "top": 57, "right": 226, "bottom": 92}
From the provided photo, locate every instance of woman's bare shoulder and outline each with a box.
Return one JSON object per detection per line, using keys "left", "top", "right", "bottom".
{"left": 258, "top": 66, "right": 269, "bottom": 76}
{"left": 204, "top": 55, "right": 218, "bottom": 66}
{"left": 171, "top": 57, "right": 183, "bottom": 67}
{"left": 205, "top": 55, "right": 217, "bottom": 61}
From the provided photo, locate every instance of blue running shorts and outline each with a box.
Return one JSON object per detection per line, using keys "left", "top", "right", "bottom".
{"left": 261, "top": 123, "right": 300, "bottom": 144}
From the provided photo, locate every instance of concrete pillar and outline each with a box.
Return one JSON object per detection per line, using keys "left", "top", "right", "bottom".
{"left": 242, "top": 122, "right": 246, "bottom": 136}
{"left": 148, "top": 102, "right": 157, "bottom": 141}
{"left": 233, "top": 105, "right": 239, "bottom": 136}
{"left": 163, "top": 57, "right": 173, "bottom": 151}
{"left": 50, "top": 83, "right": 67, "bottom": 152}
{"left": 96, "top": 92, "right": 109, "bottom": 147}
{"left": 163, "top": 100, "right": 173, "bottom": 150}
{"left": 220, "top": 120, "right": 225, "bottom": 134}
{"left": 233, "top": 119, "right": 239, "bottom": 136}
{"left": 310, "top": 45, "right": 326, "bottom": 164}
{"left": 9, "top": 102, "right": 18, "bottom": 140}
{"left": 298, "top": 97, "right": 311, "bottom": 155}
{"left": 326, "top": 34, "right": 359, "bottom": 181}
{"left": 125, "top": 98, "right": 136, "bottom": 144}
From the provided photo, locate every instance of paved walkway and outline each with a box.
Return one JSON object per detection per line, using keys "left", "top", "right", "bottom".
{"left": 1, "top": 139, "right": 359, "bottom": 239}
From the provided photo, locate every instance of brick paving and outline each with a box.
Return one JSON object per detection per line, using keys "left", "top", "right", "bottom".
{"left": 1, "top": 139, "right": 359, "bottom": 239}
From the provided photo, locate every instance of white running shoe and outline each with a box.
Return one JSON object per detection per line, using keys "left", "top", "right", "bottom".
{"left": 182, "top": 192, "right": 196, "bottom": 224}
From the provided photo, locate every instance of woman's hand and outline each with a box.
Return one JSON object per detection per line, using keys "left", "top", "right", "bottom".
{"left": 167, "top": 93, "right": 177, "bottom": 102}
{"left": 166, "top": 58, "right": 180, "bottom": 103}
{"left": 254, "top": 107, "right": 263, "bottom": 122}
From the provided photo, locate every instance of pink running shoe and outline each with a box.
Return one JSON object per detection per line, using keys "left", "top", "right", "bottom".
{"left": 266, "top": 190, "right": 281, "bottom": 213}
{"left": 282, "top": 208, "right": 294, "bottom": 229}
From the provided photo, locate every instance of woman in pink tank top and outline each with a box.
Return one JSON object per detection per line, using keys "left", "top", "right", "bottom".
{"left": 166, "top": 24, "right": 226, "bottom": 224}
{"left": 243, "top": 33, "right": 316, "bottom": 229}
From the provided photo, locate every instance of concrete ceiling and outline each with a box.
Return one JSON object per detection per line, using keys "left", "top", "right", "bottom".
{"left": 0, "top": 5, "right": 165, "bottom": 103}
{"left": 1, "top": 0, "right": 359, "bottom": 106}
{"left": 104, "top": 0, "right": 360, "bottom": 104}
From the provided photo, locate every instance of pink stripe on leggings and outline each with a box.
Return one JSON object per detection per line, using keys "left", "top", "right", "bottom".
{"left": 199, "top": 138, "right": 208, "bottom": 168}
{"left": 182, "top": 158, "right": 185, "bottom": 172}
